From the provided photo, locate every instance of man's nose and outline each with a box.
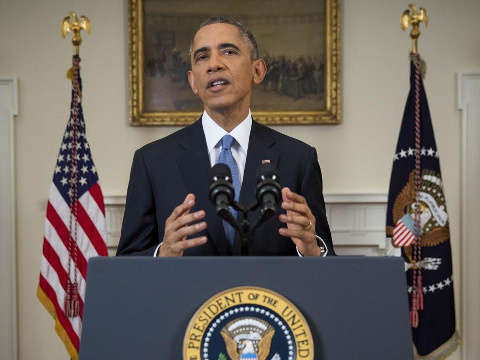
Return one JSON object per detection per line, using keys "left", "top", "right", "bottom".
{"left": 207, "top": 52, "right": 224, "bottom": 72}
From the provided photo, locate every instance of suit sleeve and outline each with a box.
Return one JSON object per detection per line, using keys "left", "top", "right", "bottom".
{"left": 301, "top": 147, "right": 336, "bottom": 256}
{"left": 116, "top": 150, "right": 160, "bottom": 256}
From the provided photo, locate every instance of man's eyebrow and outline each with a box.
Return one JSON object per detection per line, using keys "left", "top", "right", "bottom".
{"left": 193, "top": 46, "right": 210, "bottom": 59}
{"left": 218, "top": 43, "right": 241, "bottom": 52}
{"left": 192, "top": 43, "right": 242, "bottom": 60}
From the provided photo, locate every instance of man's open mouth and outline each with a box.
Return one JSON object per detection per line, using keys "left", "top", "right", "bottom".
{"left": 207, "top": 79, "right": 230, "bottom": 89}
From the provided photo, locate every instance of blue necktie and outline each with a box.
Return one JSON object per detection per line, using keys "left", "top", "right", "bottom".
{"left": 217, "top": 134, "right": 240, "bottom": 245}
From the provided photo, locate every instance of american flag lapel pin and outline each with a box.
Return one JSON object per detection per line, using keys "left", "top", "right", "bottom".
{"left": 262, "top": 159, "right": 270, "bottom": 164}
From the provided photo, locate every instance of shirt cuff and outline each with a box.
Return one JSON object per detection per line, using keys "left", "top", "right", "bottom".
{"left": 296, "top": 235, "right": 328, "bottom": 257}
{"left": 153, "top": 242, "right": 162, "bottom": 257}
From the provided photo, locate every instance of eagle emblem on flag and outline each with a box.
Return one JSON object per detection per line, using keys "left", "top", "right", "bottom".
{"left": 389, "top": 170, "right": 449, "bottom": 259}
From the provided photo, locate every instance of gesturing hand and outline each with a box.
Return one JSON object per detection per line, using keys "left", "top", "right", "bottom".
{"left": 158, "top": 194, "right": 208, "bottom": 257}
{"left": 278, "top": 187, "right": 321, "bottom": 256}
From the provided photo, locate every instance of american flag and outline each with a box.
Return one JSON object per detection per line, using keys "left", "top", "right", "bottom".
{"left": 37, "top": 55, "right": 108, "bottom": 360}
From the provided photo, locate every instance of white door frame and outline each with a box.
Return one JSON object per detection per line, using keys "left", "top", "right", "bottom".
{"left": 457, "top": 71, "right": 480, "bottom": 360}
{"left": 0, "top": 77, "right": 18, "bottom": 360}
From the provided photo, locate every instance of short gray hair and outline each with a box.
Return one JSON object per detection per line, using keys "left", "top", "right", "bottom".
{"left": 189, "top": 16, "right": 260, "bottom": 61}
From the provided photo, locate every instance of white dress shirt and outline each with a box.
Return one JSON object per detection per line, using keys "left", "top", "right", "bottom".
{"left": 202, "top": 110, "right": 251, "bottom": 184}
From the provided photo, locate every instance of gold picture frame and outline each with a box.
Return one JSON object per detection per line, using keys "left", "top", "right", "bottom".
{"left": 129, "top": 0, "right": 341, "bottom": 125}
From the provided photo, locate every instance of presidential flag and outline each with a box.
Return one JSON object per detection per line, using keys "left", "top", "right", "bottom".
{"left": 386, "top": 54, "right": 460, "bottom": 359}
{"left": 37, "top": 55, "right": 108, "bottom": 360}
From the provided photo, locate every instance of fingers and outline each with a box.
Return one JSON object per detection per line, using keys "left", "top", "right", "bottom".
{"left": 171, "top": 209, "right": 206, "bottom": 234}
{"left": 159, "top": 194, "right": 208, "bottom": 257}
{"left": 281, "top": 187, "right": 313, "bottom": 221}
{"left": 166, "top": 193, "right": 196, "bottom": 226}
{"left": 168, "top": 235, "right": 208, "bottom": 253}
{"left": 278, "top": 222, "right": 320, "bottom": 256}
{"left": 279, "top": 188, "right": 320, "bottom": 256}
{"left": 279, "top": 213, "right": 313, "bottom": 231}
{"left": 279, "top": 212, "right": 316, "bottom": 244}
{"left": 282, "top": 187, "right": 307, "bottom": 205}
{"left": 278, "top": 226, "right": 314, "bottom": 242}
{"left": 172, "top": 215, "right": 207, "bottom": 238}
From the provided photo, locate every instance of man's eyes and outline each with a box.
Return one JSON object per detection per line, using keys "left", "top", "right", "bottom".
{"left": 195, "top": 49, "right": 238, "bottom": 62}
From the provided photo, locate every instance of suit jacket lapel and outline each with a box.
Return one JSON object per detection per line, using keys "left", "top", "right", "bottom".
{"left": 177, "top": 120, "right": 231, "bottom": 255}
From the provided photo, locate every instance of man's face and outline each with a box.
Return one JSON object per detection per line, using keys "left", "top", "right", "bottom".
{"left": 188, "top": 23, "right": 265, "bottom": 115}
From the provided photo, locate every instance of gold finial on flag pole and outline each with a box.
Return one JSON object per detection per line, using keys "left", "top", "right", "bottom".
{"left": 401, "top": 4, "right": 428, "bottom": 54}
{"left": 61, "top": 11, "right": 91, "bottom": 56}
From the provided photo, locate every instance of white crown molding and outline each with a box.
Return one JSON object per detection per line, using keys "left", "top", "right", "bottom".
{"left": 0, "top": 77, "right": 18, "bottom": 360}
{"left": 324, "top": 193, "right": 388, "bottom": 204}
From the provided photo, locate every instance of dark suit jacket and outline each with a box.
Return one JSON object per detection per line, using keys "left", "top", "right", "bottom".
{"left": 116, "top": 119, "right": 334, "bottom": 256}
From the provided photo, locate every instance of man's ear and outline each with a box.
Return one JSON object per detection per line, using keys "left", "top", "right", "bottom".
{"left": 187, "top": 70, "right": 198, "bottom": 94}
{"left": 252, "top": 59, "right": 267, "bottom": 85}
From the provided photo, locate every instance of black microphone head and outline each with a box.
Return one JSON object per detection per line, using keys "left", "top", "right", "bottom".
{"left": 211, "top": 163, "right": 232, "bottom": 182}
{"left": 255, "top": 163, "right": 282, "bottom": 219}
{"left": 209, "top": 163, "right": 235, "bottom": 207}
{"left": 256, "top": 163, "right": 281, "bottom": 184}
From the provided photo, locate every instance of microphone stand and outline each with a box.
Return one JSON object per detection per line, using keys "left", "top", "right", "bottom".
{"left": 212, "top": 195, "right": 257, "bottom": 255}
{"left": 240, "top": 211, "right": 253, "bottom": 256}
{"left": 230, "top": 202, "right": 252, "bottom": 256}
{"left": 231, "top": 201, "right": 275, "bottom": 256}
{"left": 211, "top": 163, "right": 281, "bottom": 256}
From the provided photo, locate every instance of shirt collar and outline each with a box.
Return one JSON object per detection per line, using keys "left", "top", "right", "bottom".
{"left": 202, "top": 110, "right": 252, "bottom": 154}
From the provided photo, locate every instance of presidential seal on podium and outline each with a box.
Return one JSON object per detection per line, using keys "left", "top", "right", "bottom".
{"left": 183, "top": 286, "right": 314, "bottom": 360}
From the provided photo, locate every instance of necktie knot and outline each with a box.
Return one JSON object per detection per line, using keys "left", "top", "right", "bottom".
{"left": 221, "top": 134, "right": 235, "bottom": 151}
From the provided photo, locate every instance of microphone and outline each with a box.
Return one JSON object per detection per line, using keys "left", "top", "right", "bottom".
{"left": 209, "top": 163, "right": 235, "bottom": 221}
{"left": 256, "top": 163, "right": 282, "bottom": 220}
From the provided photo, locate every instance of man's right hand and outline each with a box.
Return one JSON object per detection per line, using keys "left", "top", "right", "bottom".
{"left": 158, "top": 193, "right": 208, "bottom": 257}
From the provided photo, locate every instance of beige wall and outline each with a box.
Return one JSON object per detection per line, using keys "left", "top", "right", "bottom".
{"left": 1, "top": 0, "right": 479, "bottom": 358}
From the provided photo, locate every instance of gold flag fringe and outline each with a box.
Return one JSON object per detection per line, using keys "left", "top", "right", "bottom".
{"left": 413, "top": 331, "right": 461, "bottom": 360}
{"left": 37, "top": 286, "right": 79, "bottom": 360}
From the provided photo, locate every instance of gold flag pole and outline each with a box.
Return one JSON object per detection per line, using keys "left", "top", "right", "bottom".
{"left": 401, "top": 4, "right": 429, "bottom": 330}
{"left": 61, "top": 11, "right": 91, "bottom": 56}
{"left": 401, "top": 4, "right": 428, "bottom": 54}
{"left": 60, "top": 11, "right": 91, "bottom": 320}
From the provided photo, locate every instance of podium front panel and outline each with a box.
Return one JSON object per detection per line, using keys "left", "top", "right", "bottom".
{"left": 80, "top": 257, "right": 413, "bottom": 359}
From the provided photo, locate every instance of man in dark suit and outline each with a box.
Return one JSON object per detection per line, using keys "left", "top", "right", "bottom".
{"left": 117, "top": 16, "right": 335, "bottom": 257}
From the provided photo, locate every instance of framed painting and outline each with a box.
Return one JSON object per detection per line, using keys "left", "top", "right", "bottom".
{"left": 129, "top": 0, "right": 341, "bottom": 125}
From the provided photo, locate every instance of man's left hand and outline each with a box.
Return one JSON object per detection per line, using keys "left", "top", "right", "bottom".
{"left": 278, "top": 187, "right": 321, "bottom": 256}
